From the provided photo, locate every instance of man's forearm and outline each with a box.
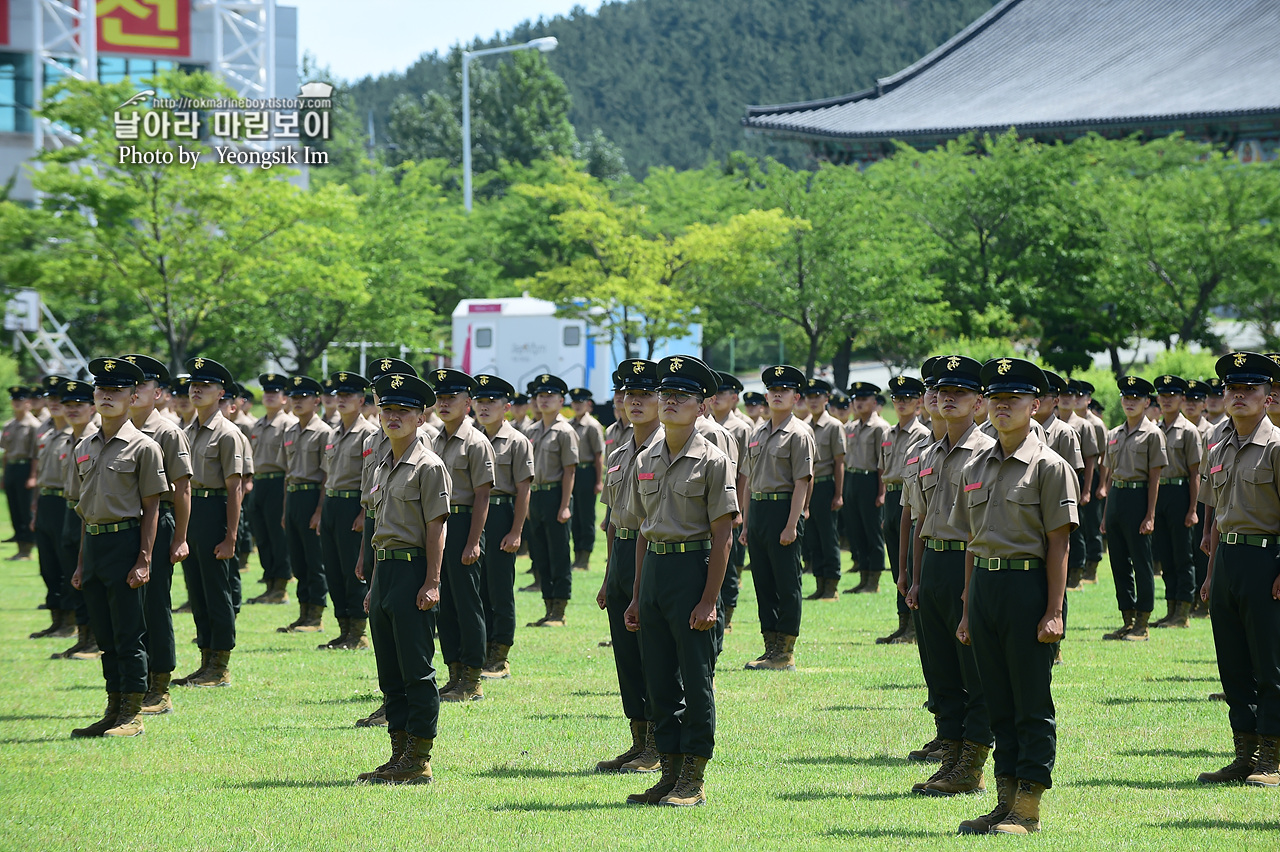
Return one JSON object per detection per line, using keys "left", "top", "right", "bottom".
{"left": 560, "top": 467, "right": 576, "bottom": 513}
{"left": 173, "top": 479, "right": 191, "bottom": 543}
{"left": 787, "top": 480, "right": 809, "bottom": 529}
{"left": 139, "top": 498, "right": 159, "bottom": 565}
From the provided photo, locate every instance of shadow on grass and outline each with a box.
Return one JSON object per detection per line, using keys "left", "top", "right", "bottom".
{"left": 297, "top": 695, "right": 379, "bottom": 706}
{"left": 0, "top": 735, "right": 66, "bottom": 745}
{"left": 1070, "top": 777, "right": 1203, "bottom": 790}
{"left": 55, "top": 684, "right": 101, "bottom": 691}
{"left": 480, "top": 767, "right": 597, "bottom": 779}
{"left": 569, "top": 690, "right": 615, "bottom": 698}
{"left": 1144, "top": 675, "right": 1219, "bottom": 684}
{"left": 821, "top": 705, "right": 892, "bottom": 713}
{"left": 1097, "top": 696, "right": 1207, "bottom": 705}
{"left": 867, "top": 683, "right": 920, "bottom": 692}
{"left": 1118, "top": 747, "right": 1219, "bottom": 759}
{"left": 228, "top": 779, "right": 359, "bottom": 789}
{"left": 527, "top": 713, "right": 615, "bottom": 721}
{"left": 1154, "top": 819, "right": 1280, "bottom": 831}
{"left": 490, "top": 800, "right": 631, "bottom": 812}
{"left": 0, "top": 713, "right": 80, "bottom": 722}
{"left": 822, "top": 827, "right": 940, "bottom": 839}
{"left": 785, "top": 755, "right": 904, "bottom": 768}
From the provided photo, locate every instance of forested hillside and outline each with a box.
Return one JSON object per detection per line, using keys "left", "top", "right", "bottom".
{"left": 346, "top": 0, "right": 999, "bottom": 173}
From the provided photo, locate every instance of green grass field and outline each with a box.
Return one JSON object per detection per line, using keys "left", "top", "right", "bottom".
{"left": 0, "top": 503, "right": 1274, "bottom": 851}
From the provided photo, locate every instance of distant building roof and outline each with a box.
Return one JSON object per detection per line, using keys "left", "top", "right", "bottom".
{"left": 743, "top": 0, "right": 1280, "bottom": 162}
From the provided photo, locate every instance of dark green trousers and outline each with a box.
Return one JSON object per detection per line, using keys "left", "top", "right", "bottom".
{"left": 82, "top": 526, "right": 147, "bottom": 694}
{"left": 1153, "top": 483, "right": 1195, "bottom": 604}
{"left": 188, "top": 494, "right": 237, "bottom": 651}
{"left": 438, "top": 510, "right": 486, "bottom": 668}
{"left": 607, "top": 534, "right": 646, "bottom": 721}
{"left": 4, "top": 460, "right": 34, "bottom": 543}
{"left": 747, "top": 498, "right": 804, "bottom": 636}
{"left": 845, "top": 470, "right": 884, "bottom": 572}
{"left": 639, "top": 548, "right": 716, "bottom": 759}
{"left": 481, "top": 501, "right": 517, "bottom": 647}
{"left": 141, "top": 504, "right": 177, "bottom": 673}
{"left": 1083, "top": 468, "right": 1104, "bottom": 563}
{"left": 1105, "top": 487, "right": 1155, "bottom": 612}
{"left": 246, "top": 476, "right": 290, "bottom": 580}
{"left": 369, "top": 555, "right": 440, "bottom": 740}
{"left": 320, "top": 495, "right": 366, "bottom": 619}
{"left": 58, "top": 501, "right": 88, "bottom": 624}
{"left": 571, "top": 464, "right": 597, "bottom": 555}
{"left": 1210, "top": 542, "right": 1280, "bottom": 736}
{"left": 884, "top": 488, "right": 910, "bottom": 616}
{"left": 969, "top": 565, "right": 1056, "bottom": 789}
{"left": 918, "top": 549, "right": 992, "bottom": 745}
{"left": 286, "top": 488, "right": 327, "bottom": 606}
{"left": 529, "top": 486, "right": 572, "bottom": 600}
{"left": 809, "top": 478, "right": 841, "bottom": 580}
{"left": 35, "top": 493, "right": 67, "bottom": 610}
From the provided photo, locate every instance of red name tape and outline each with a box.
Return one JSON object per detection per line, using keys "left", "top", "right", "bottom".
{"left": 1210, "top": 464, "right": 1223, "bottom": 474}
{"left": 638, "top": 472, "right": 655, "bottom": 481}
{"left": 920, "top": 467, "right": 933, "bottom": 476}
{"left": 608, "top": 464, "right": 621, "bottom": 473}
{"left": 362, "top": 449, "right": 373, "bottom": 457}
{"left": 749, "top": 441, "right": 760, "bottom": 448}
{"left": 284, "top": 440, "right": 293, "bottom": 447}
{"left": 906, "top": 456, "right": 919, "bottom": 465}
{"left": 881, "top": 441, "right": 893, "bottom": 447}
{"left": 964, "top": 482, "right": 982, "bottom": 492}
{"left": 76, "top": 454, "right": 91, "bottom": 463}
{"left": 325, "top": 444, "right": 335, "bottom": 450}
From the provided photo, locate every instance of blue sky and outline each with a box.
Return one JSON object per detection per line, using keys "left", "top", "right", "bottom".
{"left": 293, "top": 0, "right": 607, "bottom": 81}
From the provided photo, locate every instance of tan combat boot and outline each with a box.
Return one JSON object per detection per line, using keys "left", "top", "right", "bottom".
{"left": 573, "top": 551, "right": 590, "bottom": 571}
{"left": 29, "top": 608, "right": 65, "bottom": 639}
{"left": 50, "top": 610, "right": 77, "bottom": 638}
{"left": 1158, "top": 601, "right": 1192, "bottom": 629}
{"left": 1102, "top": 610, "right": 1136, "bottom": 640}
{"left": 626, "top": 753, "right": 683, "bottom": 805}
{"left": 54, "top": 625, "right": 97, "bottom": 660}
{"left": 277, "top": 602, "right": 309, "bottom": 633}
{"left": 319, "top": 617, "right": 349, "bottom": 650}
{"left": 660, "top": 755, "right": 709, "bottom": 806}
{"left": 1198, "top": 732, "right": 1259, "bottom": 783}
{"left": 140, "top": 672, "right": 173, "bottom": 715}
{"left": 481, "top": 643, "right": 512, "bottom": 680}
{"left": 1082, "top": 561, "right": 1099, "bottom": 584}
{"left": 355, "top": 701, "right": 388, "bottom": 728}
{"left": 908, "top": 735, "right": 945, "bottom": 762}
{"left": 723, "top": 605, "right": 735, "bottom": 633}
{"left": 526, "top": 599, "right": 552, "bottom": 627}
{"left": 913, "top": 739, "right": 961, "bottom": 793}
{"left": 439, "top": 661, "right": 462, "bottom": 696}
{"left": 890, "top": 616, "right": 917, "bottom": 645}
{"left": 190, "top": 650, "right": 231, "bottom": 687}
{"left": 958, "top": 775, "right": 1016, "bottom": 834}
{"left": 596, "top": 719, "right": 647, "bottom": 773}
{"left": 845, "top": 570, "right": 870, "bottom": 595}
{"left": 856, "top": 571, "right": 881, "bottom": 593}
{"left": 1065, "top": 564, "right": 1083, "bottom": 592}
{"left": 876, "top": 613, "right": 909, "bottom": 645}
{"left": 103, "top": 693, "right": 146, "bottom": 737}
{"left": 1245, "top": 736, "right": 1280, "bottom": 787}
{"left": 817, "top": 577, "right": 839, "bottom": 601}
{"left": 440, "top": 666, "right": 484, "bottom": 702}
{"left": 542, "top": 599, "right": 567, "bottom": 627}
{"left": 71, "top": 693, "right": 122, "bottom": 738}
{"left": 743, "top": 632, "right": 778, "bottom": 670}
{"left": 357, "top": 730, "right": 409, "bottom": 783}
{"left": 1123, "top": 611, "right": 1151, "bottom": 641}
{"left": 753, "top": 634, "right": 797, "bottom": 671}
{"left": 264, "top": 577, "right": 290, "bottom": 604}
{"left": 804, "top": 578, "right": 823, "bottom": 601}
{"left": 923, "top": 740, "right": 990, "bottom": 796}
{"left": 1152, "top": 599, "right": 1175, "bottom": 627}
{"left": 370, "top": 734, "right": 433, "bottom": 785}
{"left": 621, "top": 723, "right": 660, "bottom": 773}
{"left": 992, "top": 779, "right": 1045, "bottom": 834}
{"left": 338, "top": 618, "right": 371, "bottom": 650}
{"left": 173, "top": 649, "right": 211, "bottom": 687}
{"left": 295, "top": 604, "right": 325, "bottom": 633}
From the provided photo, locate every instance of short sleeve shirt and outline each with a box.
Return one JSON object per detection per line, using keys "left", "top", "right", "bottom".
{"left": 952, "top": 430, "right": 1081, "bottom": 560}
{"left": 432, "top": 416, "right": 496, "bottom": 506}
{"left": 571, "top": 415, "right": 606, "bottom": 463}
{"left": 369, "top": 436, "right": 452, "bottom": 552}
{"left": 1, "top": 412, "right": 40, "bottom": 461}
{"left": 186, "top": 410, "right": 245, "bottom": 489}
{"left": 323, "top": 416, "right": 379, "bottom": 491}
{"left": 1159, "top": 413, "right": 1204, "bottom": 480}
{"left": 916, "top": 421, "right": 995, "bottom": 541}
{"left": 695, "top": 416, "right": 738, "bottom": 469}
{"left": 903, "top": 430, "right": 941, "bottom": 522}
{"left": 845, "top": 412, "right": 890, "bottom": 471}
{"left": 603, "top": 425, "right": 664, "bottom": 532}
{"left": 742, "top": 414, "right": 815, "bottom": 493}
{"left": 1041, "top": 413, "right": 1084, "bottom": 473}
{"left": 810, "top": 411, "right": 846, "bottom": 478}
{"left": 1064, "top": 412, "right": 1101, "bottom": 459}
{"left": 630, "top": 429, "right": 739, "bottom": 542}
{"left": 715, "top": 412, "right": 751, "bottom": 467}
{"left": 360, "top": 429, "right": 389, "bottom": 514}
{"left": 604, "top": 419, "right": 633, "bottom": 457}
{"left": 68, "top": 420, "right": 168, "bottom": 525}
{"left": 528, "top": 415, "right": 579, "bottom": 483}
{"left": 283, "top": 416, "right": 332, "bottom": 485}
{"left": 139, "top": 409, "right": 193, "bottom": 501}
{"left": 487, "top": 421, "right": 535, "bottom": 497}
{"left": 249, "top": 409, "right": 297, "bottom": 474}
{"left": 1105, "top": 418, "right": 1168, "bottom": 481}
{"left": 37, "top": 425, "right": 73, "bottom": 489}
{"left": 881, "top": 418, "right": 931, "bottom": 484}
{"left": 1200, "top": 417, "right": 1280, "bottom": 537}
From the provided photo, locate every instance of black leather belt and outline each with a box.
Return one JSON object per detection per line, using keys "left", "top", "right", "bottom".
{"left": 375, "top": 547, "right": 424, "bottom": 562}
{"left": 975, "top": 556, "right": 1043, "bottom": 571}
{"left": 847, "top": 468, "right": 876, "bottom": 475}
{"left": 647, "top": 540, "right": 712, "bottom": 554}
{"left": 85, "top": 519, "right": 140, "bottom": 535}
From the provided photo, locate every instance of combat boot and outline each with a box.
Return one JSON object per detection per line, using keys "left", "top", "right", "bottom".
{"left": 596, "top": 719, "right": 647, "bottom": 773}
{"left": 518, "top": 577, "right": 541, "bottom": 593}
{"left": 908, "top": 735, "right": 945, "bottom": 762}
{"left": 438, "top": 661, "right": 461, "bottom": 696}
{"left": 743, "top": 632, "right": 778, "bottom": 670}
{"left": 370, "top": 734, "right": 433, "bottom": 785}
{"left": 1158, "top": 601, "right": 1192, "bottom": 629}
{"left": 1102, "top": 610, "right": 1136, "bottom": 640}
{"left": 319, "top": 617, "right": 349, "bottom": 650}
{"left": 68, "top": 634, "right": 103, "bottom": 660}
{"left": 992, "top": 779, "right": 1045, "bottom": 835}
{"left": 9, "top": 542, "right": 33, "bottom": 560}
{"left": 620, "top": 723, "right": 660, "bottom": 773}
{"left": 103, "top": 693, "right": 146, "bottom": 737}
{"left": 542, "top": 598, "right": 567, "bottom": 627}
{"left": 1245, "top": 736, "right": 1280, "bottom": 787}
{"left": 856, "top": 571, "right": 881, "bottom": 593}
{"left": 29, "top": 608, "right": 65, "bottom": 639}
{"left": 958, "top": 775, "right": 1016, "bottom": 835}
{"left": 1191, "top": 596, "right": 1211, "bottom": 618}
{"left": 277, "top": 602, "right": 309, "bottom": 633}
{"left": 1153, "top": 599, "right": 1175, "bottom": 627}
{"left": 1198, "top": 731, "right": 1259, "bottom": 783}
{"left": 723, "top": 605, "right": 735, "bottom": 633}
{"left": 889, "top": 616, "right": 917, "bottom": 645}
{"left": 843, "top": 570, "right": 868, "bottom": 595}
{"left": 338, "top": 618, "right": 371, "bottom": 650}
{"left": 140, "top": 672, "right": 173, "bottom": 715}
{"left": 441, "top": 666, "right": 484, "bottom": 702}
{"left": 805, "top": 577, "right": 824, "bottom": 600}
{"left": 172, "top": 600, "right": 192, "bottom": 614}
{"left": 573, "top": 550, "right": 590, "bottom": 571}
{"left": 876, "top": 613, "right": 908, "bottom": 644}
{"left": 71, "top": 693, "right": 122, "bottom": 738}
{"left": 50, "top": 610, "right": 78, "bottom": 638}
{"left": 1082, "top": 560, "right": 1099, "bottom": 584}
{"left": 660, "top": 755, "right": 709, "bottom": 806}
{"left": 923, "top": 740, "right": 989, "bottom": 796}
{"left": 817, "top": 577, "right": 839, "bottom": 601}
{"left": 750, "top": 633, "right": 796, "bottom": 671}
{"left": 1123, "top": 611, "right": 1151, "bottom": 641}
{"left": 357, "top": 730, "right": 408, "bottom": 783}
{"left": 190, "top": 650, "right": 231, "bottom": 687}
{"left": 913, "top": 739, "right": 961, "bottom": 793}
{"left": 294, "top": 604, "right": 325, "bottom": 633}
{"left": 1065, "top": 564, "right": 1083, "bottom": 592}
{"left": 626, "top": 753, "right": 683, "bottom": 805}
{"left": 526, "top": 599, "right": 552, "bottom": 627}
{"left": 481, "top": 643, "right": 512, "bottom": 680}
{"left": 53, "top": 624, "right": 91, "bottom": 659}
{"left": 355, "top": 701, "right": 388, "bottom": 728}
{"left": 264, "top": 577, "right": 290, "bottom": 604}
{"left": 173, "top": 649, "right": 211, "bottom": 687}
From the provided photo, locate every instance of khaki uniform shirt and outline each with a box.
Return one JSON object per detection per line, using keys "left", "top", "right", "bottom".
{"left": 881, "top": 418, "right": 931, "bottom": 484}
{"left": 631, "top": 429, "right": 739, "bottom": 542}
{"left": 369, "top": 435, "right": 451, "bottom": 552}
{"left": 249, "top": 409, "right": 297, "bottom": 474}
{"left": 1105, "top": 418, "right": 1168, "bottom": 482}
{"left": 604, "top": 419, "right": 633, "bottom": 458}
{"left": 283, "top": 416, "right": 332, "bottom": 485}
{"left": 234, "top": 411, "right": 256, "bottom": 437}
{"left": 952, "top": 431, "right": 1081, "bottom": 559}
{"left": 360, "top": 429, "right": 389, "bottom": 515}
{"left": 603, "top": 426, "right": 663, "bottom": 532}
{"left": 571, "top": 414, "right": 605, "bottom": 464}
{"left": 1158, "top": 413, "right": 1203, "bottom": 480}
{"left": 527, "top": 415, "right": 579, "bottom": 483}
{"left": 715, "top": 411, "right": 751, "bottom": 465}
{"left": 234, "top": 428, "right": 254, "bottom": 477}
{"left": 845, "top": 412, "right": 890, "bottom": 472}
{"left": 903, "top": 430, "right": 942, "bottom": 522}
{"left": 1040, "top": 412, "right": 1084, "bottom": 473}
{"left": 68, "top": 420, "right": 168, "bottom": 525}
{"left": 323, "top": 416, "right": 379, "bottom": 492}
{"left": 1065, "top": 411, "right": 1101, "bottom": 459}
{"left": 139, "top": 409, "right": 193, "bottom": 502}
{"left": 37, "top": 425, "right": 73, "bottom": 489}
{"left": 915, "top": 422, "right": 995, "bottom": 541}
{"left": 432, "top": 417, "right": 496, "bottom": 507}
{"left": 1085, "top": 411, "right": 1109, "bottom": 463}
{"left": 1201, "top": 418, "right": 1280, "bottom": 536}
{"left": 695, "top": 416, "right": 738, "bottom": 469}
{"left": 810, "top": 411, "right": 846, "bottom": 479}
{"left": 742, "top": 414, "right": 815, "bottom": 494}
{"left": 980, "top": 417, "right": 1047, "bottom": 441}
{"left": 186, "top": 410, "right": 245, "bottom": 490}
{"left": 1, "top": 412, "right": 40, "bottom": 461}
{"left": 487, "top": 421, "right": 535, "bottom": 497}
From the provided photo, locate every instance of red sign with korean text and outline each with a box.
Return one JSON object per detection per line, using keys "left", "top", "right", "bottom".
{"left": 97, "top": 0, "right": 192, "bottom": 58}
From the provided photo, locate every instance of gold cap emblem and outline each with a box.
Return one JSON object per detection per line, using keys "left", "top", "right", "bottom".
{"left": 380, "top": 359, "right": 392, "bottom": 372}
{"left": 1271, "top": 355, "right": 1280, "bottom": 365}
{"left": 193, "top": 357, "right": 205, "bottom": 370}
{"left": 1234, "top": 353, "right": 1247, "bottom": 367}
{"left": 774, "top": 366, "right": 785, "bottom": 377}
{"left": 670, "top": 357, "right": 684, "bottom": 371}
{"left": 946, "top": 355, "right": 961, "bottom": 371}
{"left": 1161, "top": 376, "right": 1171, "bottom": 384}
{"left": 632, "top": 362, "right": 644, "bottom": 375}
{"left": 437, "top": 370, "right": 448, "bottom": 382}
{"left": 65, "top": 381, "right": 76, "bottom": 391}
{"left": 996, "top": 359, "right": 1013, "bottom": 375}
{"left": 541, "top": 374, "right": 550, "bottom": 384}
{"left": 390, "top": 376, "right": 404, "bottom": 389}
{"left": 478, "top": 375, "right": 489, "bottom": 385}
{"left": 103, "top": 360, "right": 115, "bottom": 372}
{"left": 293, "top": 377, "right": 303, "bottom": 386}
{"left": 1127, "top": 376, "right": 1136, "bottom": 386}
{"left": 267, "top": 374, "right": 276, "bottom": 382}
{"left": 124, "top": 355, "right": 136, "bottom": 363}
{"left": 896, "top": 377, "right": 905, "bottom": 386}
{"left": 338, "top": 372, "right": 347, "bottom": 382}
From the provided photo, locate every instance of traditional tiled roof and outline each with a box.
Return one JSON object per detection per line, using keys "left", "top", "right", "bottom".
{"left": 744, "top": 0, "right": 1280, "bottom": 142}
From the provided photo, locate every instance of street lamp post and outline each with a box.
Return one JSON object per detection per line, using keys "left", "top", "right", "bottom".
{"left": 462, "top": 36, "right": 558, "bottom": 213}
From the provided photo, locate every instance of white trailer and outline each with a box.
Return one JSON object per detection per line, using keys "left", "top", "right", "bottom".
{"left": 451, "top": 297, "right": 702, "bottom": 399}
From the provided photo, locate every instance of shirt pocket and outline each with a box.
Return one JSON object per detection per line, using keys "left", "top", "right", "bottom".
{"left": 1007, "top": 484, "right": 1040, "bottom": 506}
{"left": 674, "top": 479, "right": 706, "bottom": 499}
{"left": 1241, "top": 467, "right": 1274, "bottom": 506}
{"left": 107, "top": 457, "right": 137, "bottom": 475}
{"left": 966, "top": 486, "right": 991, "bottom": 507}
{"left": 392, "top": 483, "right": 421, "bottom": 503}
